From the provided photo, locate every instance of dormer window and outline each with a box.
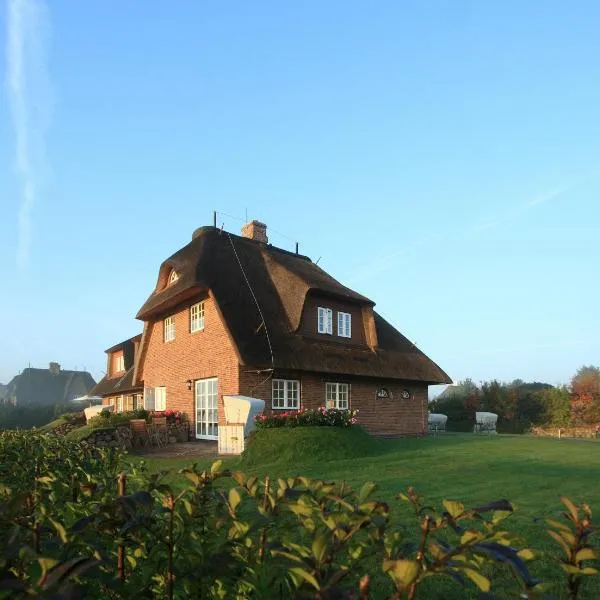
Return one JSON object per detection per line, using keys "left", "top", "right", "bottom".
{"left": 168, "top": 270, "right": 179, "bottom": 285}
{"left": 317, "top": 307, "right": 333, "bottom": 335}
{"left": 337, "top": 312, "right": 352, "bottom": 338}
{"left": 114, "top": 354, "right": 125, "bottom": 373}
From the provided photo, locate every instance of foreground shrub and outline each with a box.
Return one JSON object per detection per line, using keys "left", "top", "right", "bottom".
{"left": 255, "top": 406, "right": 359, "bottom": 429}
{"left": 1, "top": 431, "right": 599, "bottom": 599}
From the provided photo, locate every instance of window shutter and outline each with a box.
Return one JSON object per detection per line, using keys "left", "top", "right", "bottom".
{"left": 347, "top": 313, "right": 352, "bottom": 337}
{"left": 144, "top": 387, "right": 155, "bottom": 411}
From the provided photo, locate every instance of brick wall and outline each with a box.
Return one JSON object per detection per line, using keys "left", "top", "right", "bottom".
{"left": 138, "top": 293, "right": 240, "bottom": 436}
{"left": 239, "top": 370, "right": 428, "bottom": 436}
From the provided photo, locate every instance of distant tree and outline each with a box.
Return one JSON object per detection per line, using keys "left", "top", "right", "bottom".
{"left": 535, "top": 387, "right": 570, "bottom": 427}
{"left": 571, "top": 366, "right": 600, "bottom": 399}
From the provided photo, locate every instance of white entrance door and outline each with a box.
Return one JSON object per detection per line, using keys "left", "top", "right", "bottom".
{"left": 195, "top": 378, "right": 218, "bottom": 440}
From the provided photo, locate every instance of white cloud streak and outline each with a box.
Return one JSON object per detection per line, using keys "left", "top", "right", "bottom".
{"left": 5, "top": 0, "right": 53, "bottom": 269}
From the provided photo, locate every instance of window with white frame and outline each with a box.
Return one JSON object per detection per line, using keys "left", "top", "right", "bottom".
{"left": 155, "top": 386, "right": 166, "bottom": 411}
{"left": 116, "top": 395, "right": 123, "bottom": 413}
{"left": 114, "top": 353, "right": 125, "bottom": 373}
{"left": 134, "top": 394, "right": 143, "bottom": 410}
{"left": 337, "top": 312, "right": 352, "bottom": 338}
{"left": 164, "top": 316, "right": 175, "bottom": 342}
{"left": 272, "top": 379, "right": 300, "bottom": 410}
{"left": 190, "top": 302, "right": 205, "bottom": 333}
{"left": 317, "top": 307, "right": 333, "bottom": 335}
{"left": 326, "top": 382, "right": 349, "bottom": 409}
{"left": 168, "top": 270, "right": 179, "bottom": 284}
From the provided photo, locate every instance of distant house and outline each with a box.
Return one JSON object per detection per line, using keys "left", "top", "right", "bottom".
{"left": 435, "top": 381, "right": 478, "bottom": 403}
{"left": 5, "top": 363, "right": 96, "bottom": 406}
{"left": 92, "top": 220, "right": 451, "bottom": 438}
{"left": 90, "top": 335, "right": 143, "bottom": 412}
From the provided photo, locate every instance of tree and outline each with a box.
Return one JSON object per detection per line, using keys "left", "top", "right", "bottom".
{"left": 571, "top": 366, "right": 600, "bottom": 399}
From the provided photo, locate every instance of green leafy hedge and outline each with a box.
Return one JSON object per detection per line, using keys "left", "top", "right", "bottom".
{"left": 0, "top": 430, "right": 599, "bottom": 599}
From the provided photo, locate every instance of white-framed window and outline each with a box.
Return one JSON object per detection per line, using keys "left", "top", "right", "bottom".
{"left": 134, "top": 394, "right": 143, "bottom": 410}
{"left": 164, "top": 316, "right": 175, "bottom": 342}
{"left": 190, "top": 302, "right": 205, "bottom": 333}
{"left": 317, "top": 307, "right": 333, "bottom": 335}
{"left": 272, "top": 379, "right": 300, "bottom": 410}
{"left": 169, "top": 270, "right": 179, "bottom": 284}
{"left": 326, "top": 382, "right": 349, "bottom": 409}
{"left": 155, "top": 386, "right": 166, "bottom": 411}
{"left": 337, "top": 312, "right": 352, "bottom": 338}
{"left": 114, "top": 353, "right": 125, "bottom": 373}
{"left": 116, "top": 395, "right": 123, "bottom": 413}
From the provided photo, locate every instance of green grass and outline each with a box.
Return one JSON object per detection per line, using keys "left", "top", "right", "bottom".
{"left": 136, "top": 431, "right": 600, "bottom": 598}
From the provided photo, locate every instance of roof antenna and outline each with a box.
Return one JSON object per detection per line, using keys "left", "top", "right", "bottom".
{"left": 315, "top": 256, "right": 322, "bottom": 265}
{"left": 213, "top": 210, "right": 217, "bottom": 227}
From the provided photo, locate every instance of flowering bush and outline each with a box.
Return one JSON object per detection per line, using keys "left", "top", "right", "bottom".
{"left": 148, "top": 409, "right": 188, "bottom": 425}
{"left": 254, "top": 407, "right": 359, "bottom": 429}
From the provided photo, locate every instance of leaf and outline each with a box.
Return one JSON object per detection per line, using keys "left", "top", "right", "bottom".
{"left": 576, "top": 548, "right": 596, "bottom": 562}
{"left": 289, "top": 567, "right": 320, "bottom": 590}
{"left": 581, "top": 567, "right": 598, "bottom": 575}
{"left": 211, "top": 460, "right": 223, "bottom": 475}
{"left": 560, "top": 496, "right": 579, "bottom": 522}
{"left": 548, "top": 530, "right": 571, "bottom": 558}
{"left": 443, "top": 500, "right": 464, "bottom": 519}
{"left": 546, "top": 518, "right": 571, "bottom": 532}
{"left": 460, "top": 530, "right": 481, "bottom": 545}
{"left": 312, "top": 535, "right": 327, "bottom": 563}
{"left": 228, "top": 488, "right": 242, "bottom": 512}
{"left": 49, "top": 518, "right": 68, "bottom": 543}
{"left": 382, "top": 559, "right": 420, "bottom": 586}
{"left": 42, "top": 557, "right": 102, "bottom": 589}
{"left": 461, "top": 567, "right": 490, "bottom": 592}
{"left": 358, "top": 481, "right": 377, "bottom": 503}
{"left": 517, "top": 549, "right": 536, "bottom": 561}
{"left": 37, "top": 557, "right": 59, "bottom": 576}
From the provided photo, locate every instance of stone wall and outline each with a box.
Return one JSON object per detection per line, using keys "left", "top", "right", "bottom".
{"left": 80, "top": 426, "right": 133, "bottom": 449}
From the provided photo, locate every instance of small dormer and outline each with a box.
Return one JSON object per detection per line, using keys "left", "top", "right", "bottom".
{"left": 168, "top": 269, "right": 179, "bottom": 285}
{"left": 110, "top": 350, "right": 125, "bottom": 377}
{"left": 299, "top": 291, "right": 375, "bottom": 347}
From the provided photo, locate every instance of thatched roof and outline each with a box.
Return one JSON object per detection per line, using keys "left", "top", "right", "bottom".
{"left": 136, "top": 227, "right": 451, "bottom": 385}
{"left": 7, "top": 368, "right": 96, "bottom": 406}
{"left": 90, "top": 334, "right": 142, "bottom": 397}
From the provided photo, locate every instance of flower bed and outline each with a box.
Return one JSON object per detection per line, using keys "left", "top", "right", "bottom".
{"left": 255, "top": 407, "right": 358, "bottom": 429}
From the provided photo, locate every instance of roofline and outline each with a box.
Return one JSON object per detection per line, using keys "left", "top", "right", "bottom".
{"left": 104, "top": 334, "right": 143, "bottom": 354}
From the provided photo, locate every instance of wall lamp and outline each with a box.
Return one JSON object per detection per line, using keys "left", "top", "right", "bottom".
{"left": 186, "top": 379, "right": 193, "bottom": 391}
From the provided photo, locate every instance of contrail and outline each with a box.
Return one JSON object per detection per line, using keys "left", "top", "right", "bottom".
{"left": 5, "top": 0, "right": 53, "bottom": 269}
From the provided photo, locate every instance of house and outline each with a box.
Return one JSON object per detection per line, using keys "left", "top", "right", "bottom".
{"left": 93, "top": 221, "right": 451, "bottom": 437}
{"left": 5, "top": 363, "right": 96, "bottom": 406}
{"left": 89, "top": 335, "right": 143, "bottom": 412}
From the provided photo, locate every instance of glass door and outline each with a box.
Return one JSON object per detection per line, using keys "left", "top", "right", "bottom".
{"left": 195, "top": 378, "right": 218, "bottom": 440}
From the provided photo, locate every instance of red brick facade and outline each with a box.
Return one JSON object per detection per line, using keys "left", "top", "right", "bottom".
{"left": 138, "top": 293, "right": 241, "bottom": 435}
{"left": 135, "top": 292, "right": 429, "bottom": 437}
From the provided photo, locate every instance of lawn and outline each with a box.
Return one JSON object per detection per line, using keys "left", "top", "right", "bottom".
{"left": 137, "top": 432, "right": 600, "bottom": 598}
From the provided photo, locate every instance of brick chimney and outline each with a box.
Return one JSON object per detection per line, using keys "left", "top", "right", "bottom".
{"left": 241, "top": 220, "right": 268, "bottom": 243}
{"left": 49, "top": 362, "right": 61, "bottom": 376}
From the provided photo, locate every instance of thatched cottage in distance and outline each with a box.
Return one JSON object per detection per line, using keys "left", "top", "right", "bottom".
{"left": 4, "top": 363, "right": 96, "bottom": 406}
{"left": 91, "top": 220, "right": 451, "bottom": 438}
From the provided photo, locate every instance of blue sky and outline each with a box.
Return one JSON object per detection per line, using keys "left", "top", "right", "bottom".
{"left": 1, "top": 1, "right": 599, "bottom": 392}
